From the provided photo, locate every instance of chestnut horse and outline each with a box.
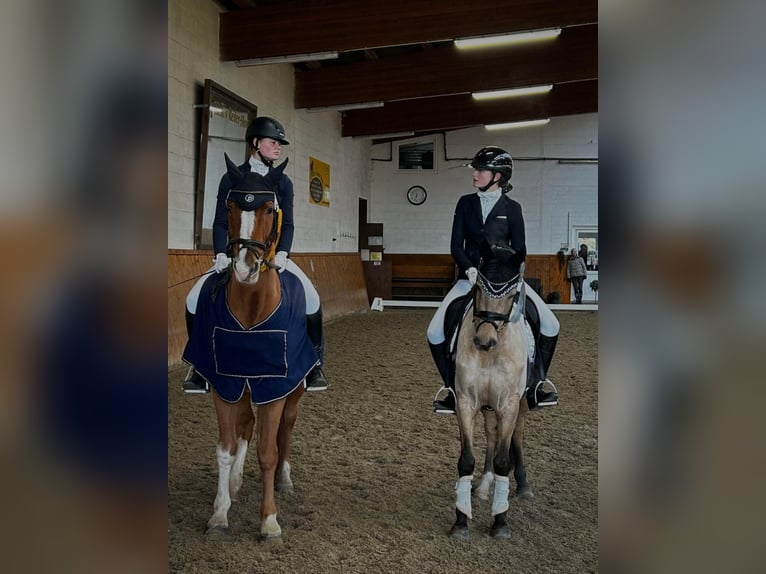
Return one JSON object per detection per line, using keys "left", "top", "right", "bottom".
{"left": 183, "top": 156, "right": 317, "bottom": 540}
{"left": 450, "top": 252, "right": 532, "bottom": 540}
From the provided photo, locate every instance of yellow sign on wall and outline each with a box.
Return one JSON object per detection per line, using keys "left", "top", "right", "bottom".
{"left": 309, "top": 157, "right": 330, "bottom": 207}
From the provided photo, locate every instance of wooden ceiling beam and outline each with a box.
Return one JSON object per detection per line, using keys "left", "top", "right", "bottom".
{"left": 220, "top": 0, "right": 597, "bottom": 61}
{"left": 296, "top": 24, "right": 596, "bottom": 108}
{"left": 341, "top": 80, "right": 598, "bottom": 137}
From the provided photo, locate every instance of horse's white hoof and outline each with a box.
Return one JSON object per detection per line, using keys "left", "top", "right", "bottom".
{"left": 490, "top": 525, "right": 512, "bottom": 539}
{"left": 260, "top": 514, "right": 282, "bottom": 540}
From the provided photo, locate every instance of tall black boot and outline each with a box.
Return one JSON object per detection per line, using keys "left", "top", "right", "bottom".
{"left": 527, "top": 334, "right": 559, "bottom": 409}
{"left": 305, "top": 308, "right": 329, "bottom": 391}
{"left": 429, "top": 341, "right": 455, "bottom": 414}
{"left": 182, "top": 308, "right": 210, "bottom": 394}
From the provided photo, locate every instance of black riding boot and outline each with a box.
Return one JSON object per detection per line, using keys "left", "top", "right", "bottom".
{"left": 430, "top": 341, "right": 455, "bottom": 414}
{"left": 305, "top": 309, "right": 329, "bottom": 391}
{"left": 527, "top": 334, "right": 559, "bottom": 409}
{"left": 182, "top": 308, "right": 210, "bottom": 394}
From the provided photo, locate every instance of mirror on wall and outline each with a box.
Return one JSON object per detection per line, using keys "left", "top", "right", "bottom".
{"left": 194, "top": 79, "right": 258, "bottom": 249}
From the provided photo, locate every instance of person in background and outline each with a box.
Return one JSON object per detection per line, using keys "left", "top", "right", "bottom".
{"left": 567, "top": 248, "right": 588, "bottom": 304}
{"left": 183, "top": 116, "right": 329, "bottom": 394}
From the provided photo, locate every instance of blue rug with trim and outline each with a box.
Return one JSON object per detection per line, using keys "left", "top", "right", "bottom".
{"left": 183, "top": 272, "right": 318, "bottom": 404}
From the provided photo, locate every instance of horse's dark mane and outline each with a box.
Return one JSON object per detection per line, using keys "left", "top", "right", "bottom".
{"left": 479, "top": 256, "right": 517, "bottom": 285}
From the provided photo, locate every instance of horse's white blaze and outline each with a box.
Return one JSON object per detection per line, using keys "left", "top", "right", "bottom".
{"left": 208, "top": 445, "right": 235, "bottom": 528}
{"left": 455, "top": 475, "right": 473, "bottom": 519}
{"left": 261, "top": 513, "right": 281, "bottom": 538}
{"left": 233, "top": 211, "right": 259, "bottom": 283}
{"left": 491, "top": 474, "right": 510, "bottom": 515}
{"left": 229, "top": 437, "right": 248, "bottom": 501}
{"left": 476, "top": 472, "right": 495, "bottom": 500}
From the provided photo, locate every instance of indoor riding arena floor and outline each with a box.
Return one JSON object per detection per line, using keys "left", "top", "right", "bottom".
{"left": 168, "top": 309, "right": 597, "bottom": 573}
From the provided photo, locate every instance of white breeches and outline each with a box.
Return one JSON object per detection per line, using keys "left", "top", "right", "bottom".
{"left": 185, "top": 258, "right": 320, "bottom": 315}
{"left": 426, "top": 279, "right": 560, "bottom": 344}
{"left": 426, "top": 279, "right": 473, "bottom": 344}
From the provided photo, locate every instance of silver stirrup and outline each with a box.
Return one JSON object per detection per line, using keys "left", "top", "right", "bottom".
{"left": 532, "top": 379, "right": 558, "bottom": 407}
{"left": 433, "top": 385, "right": 457, "bottom": 414}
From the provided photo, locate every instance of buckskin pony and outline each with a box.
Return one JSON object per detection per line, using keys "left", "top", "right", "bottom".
{"left": 450, "top": 247, "right": 533, "bottom": 540}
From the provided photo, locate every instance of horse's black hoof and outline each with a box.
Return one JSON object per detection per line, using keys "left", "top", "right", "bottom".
{"left": 490, "top": 524, "right": 512, "bottom": 539}
{"left": 205, "top": 525, "right": 229, "bottom": 537}
{"left": 449, "top": 525, "right": 470, "bottom": 540}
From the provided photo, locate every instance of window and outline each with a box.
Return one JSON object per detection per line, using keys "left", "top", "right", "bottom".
{"left": 397, "top": 140, "right": 435, "bottom": 171}
{"left": 573, "top": 228, "right": 598, "bottom": 270}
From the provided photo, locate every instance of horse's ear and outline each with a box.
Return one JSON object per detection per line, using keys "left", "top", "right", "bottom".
{"left": 224, "top": 153, "right": 243, "bottom": 188}
{"left": 264, "top": 157, "right": 288, "bottom": 188}
{"left": 273, "top": 156, "right": 289, "bottom": 175}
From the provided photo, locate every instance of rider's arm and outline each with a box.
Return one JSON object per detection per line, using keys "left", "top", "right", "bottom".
{"left": 450, "top": 196, "right": 474, "bottom": 273}
{"left": 212, "top": 172, "right": 231, "bottom": 255}
{"left": 274, "top": 175, "right": 295, "bottom": 255}
{"left": 508, "top": 200, "right": 527, "bottom": 265}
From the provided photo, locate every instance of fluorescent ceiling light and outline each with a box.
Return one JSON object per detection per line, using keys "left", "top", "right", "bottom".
{"left": 455, "top": 28, "right": 561, "bottom": 49}
{"left": 352, "top": 131, "right": 415, "bottom": 140}
{"left": 235, "top": 51, "right": 339, "bottom": 66}
{"left": 472, "top": 84, "right": 553, "bottom": 100}
{"left": 485, "top": 118, "right": 550, "bottom": 130}
{"left": 306, "top": 101, "right": 384, "bottom": 112}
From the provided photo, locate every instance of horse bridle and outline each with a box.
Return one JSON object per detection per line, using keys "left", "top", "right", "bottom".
{"left": 472, "top": 272, "right": 521, "bottom": 333}
{"left": 226, "top": 203, "right": 280, "bottom": 272}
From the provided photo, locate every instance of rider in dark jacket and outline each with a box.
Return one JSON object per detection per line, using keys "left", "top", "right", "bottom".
{"left": 183, "top": 117, "right": 329, "bottom": 394}
{"left": 428, "top": 146, "right": 560, "bottom": 414}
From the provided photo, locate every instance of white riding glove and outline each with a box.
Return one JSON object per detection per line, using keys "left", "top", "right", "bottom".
{"left": 213, "top": 252, "right": 231, "bottom": 273}
{"left": 273, "top": 251, "right": 288, "bottom": 272}
{"left": 466, "top": 267, "right": 478, "bottom": 286}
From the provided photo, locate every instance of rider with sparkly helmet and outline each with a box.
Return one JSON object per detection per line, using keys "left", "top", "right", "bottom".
{"left": 428, "top": 146, "right": 560, "bottom": 414}
{"left": 183, "top": 116, "right": 330, "bottom": 394}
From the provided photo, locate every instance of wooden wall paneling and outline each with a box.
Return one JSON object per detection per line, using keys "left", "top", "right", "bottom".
{"left": 342, "top": 80, "right": 597, "bottom": 137}
{"left": 299, "top": 25, "right": 597, "bottom": 109}
{"left": 220, "top": 0, "right": 597, "bottom": 62}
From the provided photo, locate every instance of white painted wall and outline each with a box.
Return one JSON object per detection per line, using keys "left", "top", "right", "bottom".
{"left": 369, "top": 114, "right": 598, "bottom": 255}
{"left": 168, "top": 0, "right": 371, "bottom": 252}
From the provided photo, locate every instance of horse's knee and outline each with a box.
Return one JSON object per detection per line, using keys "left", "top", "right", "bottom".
{"left": 493, "top": 451, "right": 511, "bottom": 477}
{"left": 457, "top": 450, "right": 475, "bottom": 478}
{"left": 258, "top": 443, "right": 278, "bottom": 472}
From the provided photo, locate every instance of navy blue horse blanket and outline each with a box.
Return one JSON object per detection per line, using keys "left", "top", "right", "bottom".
{"left": 183, "top": 271, "right": 318, "bottom": 404}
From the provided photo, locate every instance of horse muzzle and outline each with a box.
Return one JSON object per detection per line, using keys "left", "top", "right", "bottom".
{"left": 473, "top": 335, "right": 498, "bottom": 352}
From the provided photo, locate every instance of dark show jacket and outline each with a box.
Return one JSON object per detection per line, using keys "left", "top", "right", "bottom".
{"left": 212, "top": 160, "right": 295, "bottom": 256}
{"left": 450, "top": 192, "right": 527, "bottom": 279}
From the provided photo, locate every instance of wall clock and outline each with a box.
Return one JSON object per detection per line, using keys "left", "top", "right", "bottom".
{"left": 406, "top": 185, "right": 427, "bottom": 206}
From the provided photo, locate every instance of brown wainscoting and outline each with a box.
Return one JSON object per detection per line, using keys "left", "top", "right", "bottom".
{"left": 524, "top": 254, "right": 571, "bottom": 304}
{"left": 381, "top": 253, "right": 569, "bottom": 304}
{"left": 167, "top": 250, "right": 369, "bottom": 367}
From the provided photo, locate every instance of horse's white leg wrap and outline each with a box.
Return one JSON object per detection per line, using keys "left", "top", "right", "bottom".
{"left": 476, "top": 472, "right": 495, "bottom": 501}
{"left": 208, "top": 445, "right": 235, "bottom": 528}
{"left": 229, "top": 438, "right": 248, "bottom": 501}
{"left": 261, "top": 513, "right": 282, "bottom": 538}
{"left": 277, "top": 460, "right": 293, "bottom": 491}
{"left": 455, "top": 475, "right": 473, "bottom": 519}
{"left": 491, "top": 474, "right": 510, "bottom": 516}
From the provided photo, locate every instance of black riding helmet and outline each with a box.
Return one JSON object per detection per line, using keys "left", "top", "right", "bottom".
{"left": 245, "top": 116, "right": 290, "bottom": 146}
{"left": 470, "top": 146, "right": 513, "bottom": 191}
